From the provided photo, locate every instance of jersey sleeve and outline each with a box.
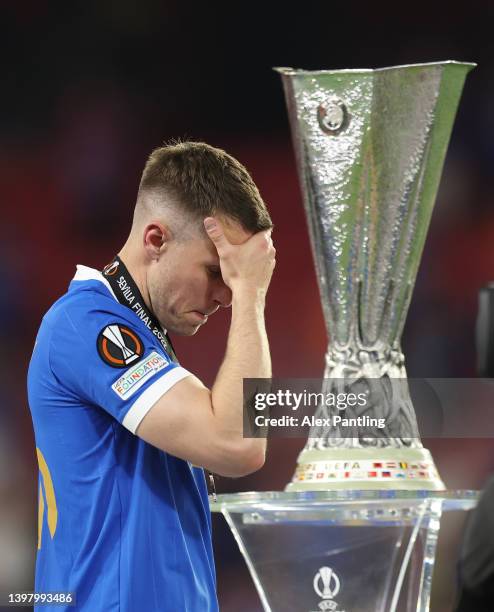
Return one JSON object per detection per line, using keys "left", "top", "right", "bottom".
{"left": 48, "top": 305, "right": 191, "bottom": 434}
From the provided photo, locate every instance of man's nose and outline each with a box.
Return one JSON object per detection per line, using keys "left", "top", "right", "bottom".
{"left": 214, "top": 282, "right": 232, "bottom": 308}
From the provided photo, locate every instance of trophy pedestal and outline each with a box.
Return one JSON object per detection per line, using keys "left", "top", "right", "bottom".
{"left": 211, "top": 490, "right": 478, "bottom": 612}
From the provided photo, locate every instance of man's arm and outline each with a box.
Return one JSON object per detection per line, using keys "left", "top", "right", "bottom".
{"left": 136, "top": 218, "right": 275, "bottom": 477}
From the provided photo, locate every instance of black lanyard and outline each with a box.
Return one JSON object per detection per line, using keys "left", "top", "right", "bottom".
{"left": 102, "top": 256, "right": 177, "bottom": 362}
{"left": 102, "top": 255, "right": 217, "bottom": 501}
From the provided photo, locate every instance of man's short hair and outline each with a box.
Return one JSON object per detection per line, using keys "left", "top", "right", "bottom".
{"left": 138, "top": 141, "right": 273, "bottom": 233}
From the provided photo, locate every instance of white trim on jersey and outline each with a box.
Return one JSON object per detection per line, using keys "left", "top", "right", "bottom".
{"left": 72, "top": 265, "right": 169, "bottom": 334}
{"left": 73, "top": 265, "right": 118, "bottom": 301}
{"left": 122, "top": 367, "right": 191, "bottom": 434}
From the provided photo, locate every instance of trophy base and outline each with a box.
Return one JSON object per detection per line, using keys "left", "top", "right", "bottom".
{"left": 286, "top": 447, "right": 445, "bottom": 491}
{"left": 211, "top": 490, "right": 478, "bottom": 612}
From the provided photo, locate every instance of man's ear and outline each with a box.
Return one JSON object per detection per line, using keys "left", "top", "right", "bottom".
{"left": 143, "top": 222, "right": 172, "bottom": 260}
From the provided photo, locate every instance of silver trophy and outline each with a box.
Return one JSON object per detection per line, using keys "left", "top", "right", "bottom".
{"left": 211, "top": 63, "right": 479, "bottom": 612}
{"left": 276, "top": 61, "right": 475, "bottom": 491}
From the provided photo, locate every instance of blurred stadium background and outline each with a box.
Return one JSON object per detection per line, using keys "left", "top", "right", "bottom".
{"left": 2, "top": 3, "right": 494, "bottom": 610}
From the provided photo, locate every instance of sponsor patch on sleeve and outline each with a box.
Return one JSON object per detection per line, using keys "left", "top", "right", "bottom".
{"left": 111, "top": 351, "right": 169, "bottom": 399}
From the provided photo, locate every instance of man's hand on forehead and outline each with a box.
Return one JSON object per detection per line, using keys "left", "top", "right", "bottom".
{"left": 203, "top": 217, "right": 275, "bottom": 295}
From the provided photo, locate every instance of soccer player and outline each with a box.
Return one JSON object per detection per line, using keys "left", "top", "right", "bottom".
{"left": 27, "top": 142, "right": 275, "bottom": 611}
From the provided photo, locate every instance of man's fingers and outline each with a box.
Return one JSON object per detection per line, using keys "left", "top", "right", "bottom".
{"left": 204, "top": 217, "right": 230, "bottom": 251}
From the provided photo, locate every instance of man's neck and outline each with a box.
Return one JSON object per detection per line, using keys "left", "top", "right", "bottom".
{"left": 117, "top": 245, "right": 153, "bottom": 312}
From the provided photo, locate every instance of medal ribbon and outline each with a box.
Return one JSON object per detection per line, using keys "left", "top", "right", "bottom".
{"left": 102, "top": 256, "right": 177, "bottom": 362}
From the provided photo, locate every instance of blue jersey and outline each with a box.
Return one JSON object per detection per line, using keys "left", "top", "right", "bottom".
{"left": 27, "top": 265, "right": 218, "bottom": 611}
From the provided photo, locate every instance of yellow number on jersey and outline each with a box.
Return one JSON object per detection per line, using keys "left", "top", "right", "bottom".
{"left": 36, "top": 448, "right": 58, "bottom": 549}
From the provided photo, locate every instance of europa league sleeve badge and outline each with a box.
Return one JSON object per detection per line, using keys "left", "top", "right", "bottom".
{"left": 97, "top": 324, "right": 144, "bottom": 368}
